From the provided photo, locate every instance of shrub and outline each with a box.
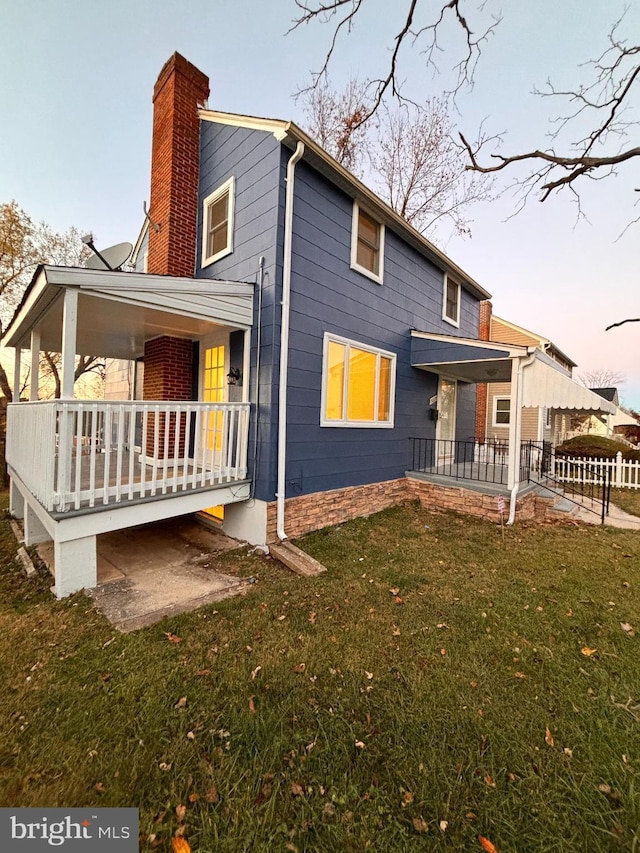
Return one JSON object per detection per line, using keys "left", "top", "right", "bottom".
{"left": 555, "top": 435, "right": 640, "bottom": 461}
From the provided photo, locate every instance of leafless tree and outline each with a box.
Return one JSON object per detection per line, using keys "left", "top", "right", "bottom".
{"left": 291, "top": 2, "right": 639, "bottom": 209}
{"left": 291, "top": 0, "right": 501, "bottom": 123}
{"left": 371, "top": 101, "right": 492, "bottom": 237}
{"left": 301, "top": 81, "right": 493, "bottom": 240}
{"left": 578, "top": 368, "right": 625, "bottom": 390}
{"left": 0, "top": 200, "right": 103, "bottom": 402}
{"left": 302, "top": 77, "right": 371, "bottom": 174}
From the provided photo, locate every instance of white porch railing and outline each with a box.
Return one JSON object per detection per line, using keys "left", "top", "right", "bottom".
{"left": 6, "top": 400, "right": 251, "bottom": 513}
{"left": 554, "top": 452, "right": 640, "bottom": 491}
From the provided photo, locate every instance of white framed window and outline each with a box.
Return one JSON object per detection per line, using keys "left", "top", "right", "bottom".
{"left": 350, "top": 201, "right": 384, "bottom": 284}
{"left": 321, "top": 333, "right": 396, "bottom": 428}
{"left": 493, "top": 396, "right": 511, "bottom": 427}
{"left": 442, "top": 273, "right": 460, "bottom": 327}
{"left": 202, "top": 176, "right": 235, "bottom": 267}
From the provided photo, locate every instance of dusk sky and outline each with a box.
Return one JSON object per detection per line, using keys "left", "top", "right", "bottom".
{"left": 1, "top": 0, "right": 638, "bottom": 407}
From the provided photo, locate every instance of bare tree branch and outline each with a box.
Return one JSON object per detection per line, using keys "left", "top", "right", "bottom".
{"left": 606, "top": 318, "right": 640, "bottom": 331}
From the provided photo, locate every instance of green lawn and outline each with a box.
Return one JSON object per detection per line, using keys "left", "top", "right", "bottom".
{"left": 1, "top": 498, "right": 639, "bottom": 852}
{"left": 611, "top": 488, "right": 640, "bottom": 519}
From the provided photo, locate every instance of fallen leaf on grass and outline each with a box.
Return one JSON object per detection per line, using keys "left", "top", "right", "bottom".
{"left": 309, "top": 612, "right": 317, "bottom": 624}
{"left": 292, "top": 663, "right": 306, "bottom": 673}
{"left": 479, "top": 837, "right": 498, "bottom": 853}
{"left": 439, "top": 820, "right": 448, "bottom": 832}
{"left": 439, "top": 648, "right": 446, "bottom": 656}
{"left": 171, "top": 838, "right": 191, "bottom": 853}
{"left": 514, "top": 672, "right": 526, "bottom": 679}
{"left": 250, "top": 665, "right": 262, "bottom": 681}
{"left": 412, "top": 817, "right": 429, "bottom": 832}
{"left": 188, "top": 793, "right": 199, "bottom": 803}
{"left": 620, "top": 622, "right": 635, "bottom": 638}
{"left": 94, "top": 782, "right": 106, "bottom": 793}
{"left": 248, "top": 695, "right": 256, "bottom": 714}
{"left": 175, "top": 804, "right": 186, "bottom": 823}
{"left": 205, "top": 785, "right": 219, "bottom": 803}
{"left": 165, "top": 632, "right": 182, "bottom": 644}
{"left": 195, "top": 669, "right": 211, "bottom": 676}
{"left": 563, "top": 747, "right": 574, "bottom": 757}
{"left": 174, "top": 696, "right": 187, "bottom": 710}
{"left": 545, "top": 727, "right": 554, "bottom": 747}
{"left": 392, "top": 626, "right": 401, "bottom": 636}
{"left": 484, "top": 775, "right": 496, "bottom": 788}
{"left": 394, "top": 596, "right": 404, "bottom": 605}
{"left": 401, "top": 790, "right": 413, "bottom": 807}
{"left": 290, "top": 782, "right": 305, "bottom": 797}
{"left": 355, "top": 740, "right": 366, "bottom": 749}
{"left": 389, "top": 588, "right": 400, "bottom": 595}
{"left": 581, "top": 647, "right": 598, "bottom": 657}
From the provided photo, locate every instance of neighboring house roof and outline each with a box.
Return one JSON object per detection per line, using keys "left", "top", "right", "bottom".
{"left": 198, "top": 109, "right": 491, "bottom": 303}
{"left": 590, "top": 387, "right": 619, "bottom": 404}
{"left": 491, "top": 314, "right": 576, "bottom": 370}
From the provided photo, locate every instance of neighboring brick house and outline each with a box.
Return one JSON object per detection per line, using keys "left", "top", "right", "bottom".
{"left": 4, "top": 53, "right": 616, "bottom": 597}
{"left": 475, "top": 303, "right": 577, "bottom": 446}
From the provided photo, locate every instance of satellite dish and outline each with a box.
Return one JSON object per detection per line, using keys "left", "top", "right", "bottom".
{"left": 85, "top": 241, "right": 133, "bottom": 271}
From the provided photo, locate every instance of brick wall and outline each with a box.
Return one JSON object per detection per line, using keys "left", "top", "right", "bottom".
{"left": 143, "top": 336, "right": 193, "bottom": 458}
{"left": 147, "top": 53, "right": 210, "bottom": 278}
{"left": 475, "top": 300, "right": 493, "bottom": 442}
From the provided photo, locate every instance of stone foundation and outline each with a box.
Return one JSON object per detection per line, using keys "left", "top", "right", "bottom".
{"left": 266, "top": 478, "right": 410, "bottom": 543}
{"left": 265, "top": 475, "right": 570, "bottom": 544}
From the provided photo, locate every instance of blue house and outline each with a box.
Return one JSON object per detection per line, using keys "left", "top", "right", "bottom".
{"left": 4, "top": 54, "right": 613, "bottom": 596}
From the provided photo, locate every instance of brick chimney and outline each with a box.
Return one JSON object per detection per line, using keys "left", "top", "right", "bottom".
{"left": 147, "top": 52, "right": 210, "bottom": 277}
{"left": 475, "top": 300, "right": 493, "bottom": 442}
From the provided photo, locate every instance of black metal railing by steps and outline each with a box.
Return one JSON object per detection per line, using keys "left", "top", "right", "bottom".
{"left": 409, "top": 437, "right": 611, "bottom": 523}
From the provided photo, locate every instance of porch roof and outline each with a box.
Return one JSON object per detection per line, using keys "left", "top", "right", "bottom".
{"left": 3, "top": 265, "right": 254, "bottom": 359}
{"left": 410, "top": 331, "right": 615, "bottom": 414}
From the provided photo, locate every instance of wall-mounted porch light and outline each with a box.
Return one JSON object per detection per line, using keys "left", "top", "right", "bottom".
{"left": 227, "top": 367, "right": 241, "bottom": 386}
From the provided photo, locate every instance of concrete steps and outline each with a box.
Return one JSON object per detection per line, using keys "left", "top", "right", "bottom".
{"left": 269, "top": 541, "right": 327, "bottom": 577}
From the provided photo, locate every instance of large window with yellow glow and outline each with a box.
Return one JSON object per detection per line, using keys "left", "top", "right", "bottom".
{"left": 321, "top": 334, "right": 396, "bottom": 428}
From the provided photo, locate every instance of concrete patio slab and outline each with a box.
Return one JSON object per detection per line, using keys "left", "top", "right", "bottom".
{"left": 36, "top": 515, "right": 251, "bottom": 631}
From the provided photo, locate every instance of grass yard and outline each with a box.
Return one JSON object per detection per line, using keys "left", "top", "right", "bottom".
{"left": 1, "top": 497, "right": 639, "bottom": 852}
{"left": 611, "top": 488, "right": 640, "bottom": 519}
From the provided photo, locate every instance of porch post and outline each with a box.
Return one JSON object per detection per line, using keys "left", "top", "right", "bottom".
{"left": 29, "top": 329, "right": 41, "bottom": 401}
{"left": 507, "top": 357, "right": 523, "bottom": 491}
{"left": 61, "top": 287, "right": 78, "bottom": 399}
{"left": 242, "top": 328, "right": 250, "bottom": 404}
{"left": 53, "top": 534, "right": 97, "bottom": 598}
{"left": 13, "top": 346, "right": 22, "bottom": 401}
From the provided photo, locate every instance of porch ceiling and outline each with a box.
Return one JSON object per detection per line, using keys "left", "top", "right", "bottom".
{"left": 410, "top": 330, "right": 525, "bottom": 383}
{"left": 410, "top": 331, "right": 616, "bottom": 414}
{"left": 3, "top": 266, "right": 254, "bottom": 359}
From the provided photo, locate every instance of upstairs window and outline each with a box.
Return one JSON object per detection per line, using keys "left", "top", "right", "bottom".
{"left": 351, "top": 201, "right": 384, "bottom": 284}
{"left": 493, "top": 397, "right": 511, "bottom": 426}
{"left": 442, "top": 274, "right": 460, "bottom": 327}
{"left": 321, "top": 333, "right": 395, "bottom": 428}
{"left": 202, "top": 177, "right": 235, "bottom": 266}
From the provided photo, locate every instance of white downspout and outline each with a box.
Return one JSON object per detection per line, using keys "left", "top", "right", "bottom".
{"left": 276, "top": 141, "right": 305, "bottom": 541}
{"left": 507, "top": 348, "right": 537, "bottom": 526}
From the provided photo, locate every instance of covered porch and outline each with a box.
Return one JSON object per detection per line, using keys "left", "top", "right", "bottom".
{"left": 3, "top": 265, "right": 255, "bottom": 597}
{"left": 409, "top": 331, "right": 616, "bottom": 501}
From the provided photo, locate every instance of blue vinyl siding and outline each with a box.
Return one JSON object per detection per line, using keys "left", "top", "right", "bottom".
{"left": 195, "top": 124, "right": 482, "bottom": 503}
{"left": 284, "top": 159, "right": 478, "bottom": 496}
{"left": 196, "top": 122, "right": 283, "bottom": 500}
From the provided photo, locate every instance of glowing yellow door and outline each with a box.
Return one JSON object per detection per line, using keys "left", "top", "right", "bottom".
{"left": 202, "top": 342, "right": 226, "bottom": 521}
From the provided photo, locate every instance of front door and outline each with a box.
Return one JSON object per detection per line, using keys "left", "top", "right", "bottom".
{"left": 200, "top": 333, "right": 228, "bottom": 522}
{"left": 436, "top": 377, "right": 457, "bottom": 465}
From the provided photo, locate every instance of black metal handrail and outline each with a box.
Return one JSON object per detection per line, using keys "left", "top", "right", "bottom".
{"left": 409, "top": 437, "right": 510, "bottom": 486}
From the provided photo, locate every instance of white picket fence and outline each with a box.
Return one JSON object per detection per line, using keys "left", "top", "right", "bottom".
{"left": 7, "top": 399, "right": 250, "bottom": 512}
{"left": 553, "top": 452, "right": 640, "bottom": 490}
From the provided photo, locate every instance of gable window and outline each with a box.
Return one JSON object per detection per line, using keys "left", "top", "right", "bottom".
{"left": 351, "top": 201, "right": 384, "bottom": 284}
{"left": 202, "top": 177, "right": 235, "bottom": 266}
{"left": 493, "top": 397, "right": 511, "bottom": 427}
{"left": 321, "top": 333, "right": 395, "bottom": 427}
{"left": 442, "top": 274, "right": 460, "bottom": 327}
